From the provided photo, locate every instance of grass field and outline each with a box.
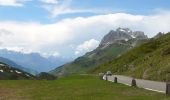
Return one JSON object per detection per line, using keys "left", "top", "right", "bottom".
{"left": 0, "top": 75, "right": 169, "bottom": 100}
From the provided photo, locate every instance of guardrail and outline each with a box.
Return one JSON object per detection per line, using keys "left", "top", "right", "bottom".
{"left": 103, "top": 75, "right": 170, "bottom": 95}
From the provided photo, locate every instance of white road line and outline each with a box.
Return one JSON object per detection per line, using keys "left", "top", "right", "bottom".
{"left": 118, "top": 82, "right": 165, "bottom": 93}
{"left": 122, "top": 83, "right": 131, "bottom": 86}
{"left": 144, "top": 88, "right": 165, "bottom": 93}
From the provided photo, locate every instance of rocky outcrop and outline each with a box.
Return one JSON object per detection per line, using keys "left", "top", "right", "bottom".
{"left": 99, "top": 28, "right": 148, "bottom": 47}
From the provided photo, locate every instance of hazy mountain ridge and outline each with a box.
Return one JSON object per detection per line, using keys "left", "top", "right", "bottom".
{"left": 50, "top": 28, "right": 148, "bottom": 76}
{"left": 0, "top": 49, "right": 71, "bottom": 72}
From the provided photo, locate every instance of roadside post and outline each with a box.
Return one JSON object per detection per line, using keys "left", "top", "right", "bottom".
{"left": 166, "top": 82, "right": 170, "bottom": 95}
{"left": 131, "top": 78, "right": 137, "bottom": 87}
{"left": 114, "top": 77, "right": 117, "bottom": 83}
{"left": 166, "top": 74, "right": 170, "bottom": 95}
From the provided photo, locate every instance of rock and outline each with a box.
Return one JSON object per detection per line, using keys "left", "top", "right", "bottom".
{"left": 132, "top": 31, "right": 148, "bottom": 39}
{"left": 99, "top": 28, "right": 147, "bottom": 48}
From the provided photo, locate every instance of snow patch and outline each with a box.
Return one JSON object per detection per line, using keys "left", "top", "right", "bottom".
{"left": 15, "top": 70, "right": 22, "bottom": 74}
{"left": 125, "top": 39, "right": 129, "bottom": 41}
{"left": 0, "top": 70, "right": 3, "bottom": 72}
{"left": 131, "top": 35, "right": 136, "bottom": 38}
{"left": 119, "top": 29, "right": 126, "bottom": 32}
{"left": 128, "top": 30, "right": 131, "bottom": 33}
{"left": 0, "top": 64, "right": 5, "bottom": 66}
{"left": 26, "top": 74, "right": 30, "bottom": 77}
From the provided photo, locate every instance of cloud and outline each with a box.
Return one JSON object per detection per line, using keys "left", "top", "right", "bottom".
{"left": 0, "top": 29, "right": 13, "bottom": 35}
{"left": 1, "top": 12, "right": 170, "bottom": 57}
{"left": 40, "top": 0, "right": 58, "bottom": 4}
{"left": 41, "top": 0, "right": 99, "bottom": 17}
{"left": 0, "top": 0, "right": 30, "bottom": 7}
{"left": 50, "top": 7, "right": 95, "bottom": 18}
{"left": 75, "top": 39, "right": 99, "bottom": 55}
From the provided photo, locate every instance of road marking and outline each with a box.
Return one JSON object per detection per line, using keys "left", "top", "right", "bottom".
{"left": 144, "top": 88, "right": 165, "bottom": 93}
{"left": 116, "top": 82, "right": 165, "bottom": 93}
{"left": 122, "top": 83, "right": 131, "bottom": 86}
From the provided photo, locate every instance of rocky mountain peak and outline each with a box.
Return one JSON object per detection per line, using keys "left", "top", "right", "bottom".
{"left": 132, "top": 31, "right": 148, "bottom": 39}
{"left": 116, "top": 27, "right": 132, "bottom": 34}
{"left": 153, "top": 32, "right": 164, "bottom": 39}
{"left": 99, "top": 28, "right": 148, "bottom": 47}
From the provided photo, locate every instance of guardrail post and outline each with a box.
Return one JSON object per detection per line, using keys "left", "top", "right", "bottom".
{"left": 131, "top": 78, "right": 137, "bottom": 87}
{"left": 166, "top": 82, "right": 170, "bottom": 95}
{"left": 114, "top": 77, "right": 117, "bottom": 83}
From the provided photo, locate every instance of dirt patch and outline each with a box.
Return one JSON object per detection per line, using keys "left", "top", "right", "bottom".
{"left": 0, "top": 88, "right": 29, "bottom": 100}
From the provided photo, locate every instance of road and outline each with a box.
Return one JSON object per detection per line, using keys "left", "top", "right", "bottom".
{"left": 103, "top": 75, "right": 166, "bottom": 93}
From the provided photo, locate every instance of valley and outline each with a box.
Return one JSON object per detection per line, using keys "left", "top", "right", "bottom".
{"left": 0, "top": 0, "right": 170, "bottom": 99}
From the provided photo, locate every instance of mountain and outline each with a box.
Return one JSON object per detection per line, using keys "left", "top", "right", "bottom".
{"left": 0, "top": 62, "right": 35, "bottom": 80}
{"left": 153, "top": 32, "right": 164, "bottom": 39}
{"left": 91, "top": 32, "right": 170, "bottom": 81}
{"left": 0, "top": 50, "right": 71, "bottom": 72}
{"left": 0, "top": 57, "right": 37, "bottom": 75}
{"left": 100, "top": 28, "right": 147, "bottom": 47}
{"left": 50, "top": 28, "right": 148, "bottom": 76}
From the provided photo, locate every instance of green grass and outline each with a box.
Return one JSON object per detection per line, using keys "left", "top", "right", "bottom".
{"left": 0, "top": 75, "right": 169, "bottom": 100}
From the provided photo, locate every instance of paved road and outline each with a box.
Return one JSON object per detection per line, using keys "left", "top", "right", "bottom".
{"left": 103, "top": 75, "right": 166, "bottom": 93}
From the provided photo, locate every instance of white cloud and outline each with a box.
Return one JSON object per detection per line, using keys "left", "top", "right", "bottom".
{"left": 41, "top": 0, "right": 58, "bottom": 4}
{"left": 51, "top": 7, "right": 94, "bottom": 18}
{"left": 41, "top": 0, "right": 98, "bottom": 17}
{"left": 1, "top": 12, "right": 170, "bottom": 56}
{"left": 75, "top": 39, "right": 99, "bottom": 55}
{"left": 0, "top": 0, "right": 30, "bottom": 7}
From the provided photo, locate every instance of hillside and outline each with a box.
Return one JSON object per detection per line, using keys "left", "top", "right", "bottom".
{"left": 0, "top": 57, "right": 37, "bottom": 75}
{"left": 0, "top": 62, "right": 35, "bottom": 80}
{"left": 92, "top": 32, "right": 170, "bottom": 81}
{"left": 50, "top": 28, "right": 148, "bottom": 76}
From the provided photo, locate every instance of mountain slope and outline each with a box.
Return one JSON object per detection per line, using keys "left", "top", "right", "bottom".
{"left": 50, "top": 28, "right": 148, "bottom": 76}
{"left": 91, "top": 32, "right": 170, "bottom": 81}
{"left": 0, "top": 57, "right": 37, "bottom": 75}
{"left": 0, "top": 62, "right": 35, "bottom": 80}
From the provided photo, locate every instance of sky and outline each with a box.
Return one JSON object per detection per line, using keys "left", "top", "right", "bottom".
{"left": 0, "top": 0, "right": 170, "bottom": 58}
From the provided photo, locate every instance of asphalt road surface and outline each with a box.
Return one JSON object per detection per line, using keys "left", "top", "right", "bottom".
{"left": 103, "top": 75, "right": 166, "bottom": 93}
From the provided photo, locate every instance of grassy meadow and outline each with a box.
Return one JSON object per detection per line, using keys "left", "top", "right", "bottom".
{"left": 0, "top": 75, "right": 169, "bottom": 100}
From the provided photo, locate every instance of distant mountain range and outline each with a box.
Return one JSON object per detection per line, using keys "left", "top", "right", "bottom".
{"left": 0, "top": 49, "right": 72, "bottom": 72}
{"left": 50, "top": 28, "right": 148, "bottom": 76}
